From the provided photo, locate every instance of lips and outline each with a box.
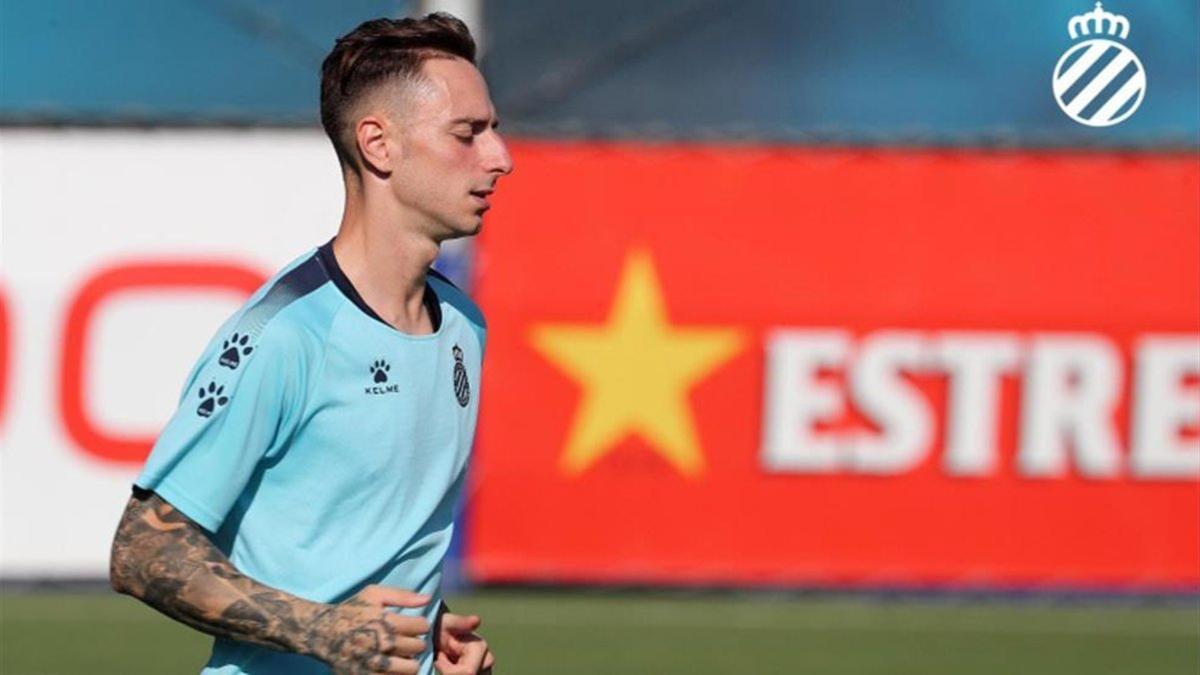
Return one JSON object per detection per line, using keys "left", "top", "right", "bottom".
{"left": 470, "top": 189, "right": 493, "bottom": 210}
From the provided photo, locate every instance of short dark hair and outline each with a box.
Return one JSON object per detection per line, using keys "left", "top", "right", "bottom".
{"left": 320, "top": 13, "right": 477, "bottom": 172}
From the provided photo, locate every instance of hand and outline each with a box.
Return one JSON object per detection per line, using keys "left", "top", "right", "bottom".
{"left": 307, "top": 584, "right": 431, "bottom": 675}
{"left": 434, "top": 611, "right": 495, "bottom": 674}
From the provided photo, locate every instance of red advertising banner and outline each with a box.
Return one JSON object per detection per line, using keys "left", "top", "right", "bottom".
{"left": 468, "top": 143, "right": 1200, "bottom": 590}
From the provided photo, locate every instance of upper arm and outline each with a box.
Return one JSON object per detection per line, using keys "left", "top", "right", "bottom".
{"left": 135, "top": 320, "right": 311, "bottom": 532}
{"left": 110, "top": 488, "right": 222, "bottom": 595}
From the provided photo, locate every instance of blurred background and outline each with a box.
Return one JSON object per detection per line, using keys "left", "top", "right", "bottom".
{"left": 2, "top": 1, "right": 1198, "bottom": 673}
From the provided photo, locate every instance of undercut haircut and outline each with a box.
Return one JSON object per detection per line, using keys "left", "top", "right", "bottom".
{"left": 320, "top": 13, "right": 477, "bottom": 173}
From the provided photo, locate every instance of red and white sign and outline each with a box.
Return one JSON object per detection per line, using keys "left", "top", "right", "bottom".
{"left": 469, "top": 143, "right": 1200, "bottom": 590}
{"left": 1, "top": 130, "right": 342, "bottom": 576}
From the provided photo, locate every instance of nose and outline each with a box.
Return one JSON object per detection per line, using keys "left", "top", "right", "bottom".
{"left": 484, "top": 130, "right": 513, "bottom": 176}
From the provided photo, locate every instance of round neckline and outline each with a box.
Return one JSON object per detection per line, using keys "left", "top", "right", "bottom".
{"left": 315, "top": 240, "right": 446, "bottom": 341}
{"left": 336, "top": 293, "right": 448, "bottom": 341}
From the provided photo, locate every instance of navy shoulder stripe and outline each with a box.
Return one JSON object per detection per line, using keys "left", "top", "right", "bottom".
{"left": 427, "top": 267, "right": 458, "bottom": 288}
{"left": 427, "top": 267, "right": 486, "bottom": 331}
{"left": 236, "top": 252, "right": 329, "bottom": 338}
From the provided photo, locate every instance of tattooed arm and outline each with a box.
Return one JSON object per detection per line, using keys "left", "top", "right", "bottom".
{"left": 109, "top": 489, "right": 430, "bottom": 675}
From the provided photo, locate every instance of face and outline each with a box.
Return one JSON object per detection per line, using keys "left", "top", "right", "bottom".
{"left": 385, "top": 57, "right": 513, "bottom": 239}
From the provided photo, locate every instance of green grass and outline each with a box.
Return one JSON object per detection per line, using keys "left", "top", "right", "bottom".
{"left": 2, "top": 590, "right": 1197, "bottom": 674}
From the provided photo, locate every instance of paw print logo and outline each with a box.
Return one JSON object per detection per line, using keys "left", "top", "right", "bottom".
{"left": 196, "top": 381, "right": 229, "bottom": 418}
{"left": 219, "top": 332, "right": 253, "bottom": 370}
{"left": 370, "top": 359, "right": 390, "bottom": 384}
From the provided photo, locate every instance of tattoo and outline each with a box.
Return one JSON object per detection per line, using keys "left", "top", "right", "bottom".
{"left": 109, "top": 492, "right": 315, "bottom": 653}
{"left": 108, "top": 491, "right": 419, "bottom": 671}
{"left": 307, "top": 599, "right": 414, "bottom": 674}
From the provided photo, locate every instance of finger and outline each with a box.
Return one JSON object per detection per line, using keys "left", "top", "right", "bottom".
{"left": 439, "top": 613, "right": 482, "bottom": 633}
{"left": 384, "top": 612, "right": 431, "bottom": 637}
{"left": 367, "top": 654, "right": 419, "bottom": 675}
{"left": 362, "top": 585, "right": 431, "bottom": 609}
{"left": 382, "top": 634, "right": 426, "bottom": 658}
{"left": 457, "top": 641, "right": 488, "bottom": 673}
{"left": 482, "top": 650, "right": 495, "bottom": 669}
{"left": 434, "top": 651, "right": 468, "bottom": 675}
{"left": 439, "top": 632, "right": 465, "bottom": 657}
{"left": 445, "top": 632, "right": 484, "bottom": 658}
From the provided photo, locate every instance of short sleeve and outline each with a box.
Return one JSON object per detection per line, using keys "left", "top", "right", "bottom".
{"left": 136, "top": 322, "right": 308, "bottom": 532}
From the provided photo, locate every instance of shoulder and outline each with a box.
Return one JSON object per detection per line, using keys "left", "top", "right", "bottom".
{"left": 428, "top": 267, "right": 486, "bottom": 331}
{"left": 222, "top": 249, "right": 339, "bottom": 363}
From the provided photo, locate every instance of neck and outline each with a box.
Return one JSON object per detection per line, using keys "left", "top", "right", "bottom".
{"left": 332, "top": 180, "right": 440, "bottom": 334}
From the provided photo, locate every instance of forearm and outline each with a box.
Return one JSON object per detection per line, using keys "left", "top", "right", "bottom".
{"left": 109, "top": 490, "right": 333, "bottom": 656}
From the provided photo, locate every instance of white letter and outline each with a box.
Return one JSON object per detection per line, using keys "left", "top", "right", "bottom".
{"left": 847, "top": 331, "right": 933, "bottom": 475}
{"left": 1131, "top": 335, "right": 1200, "bottom": 478}
{"left": 934, "top": 333, "right": 1021, "bottom": 476}
{"left": 1019, "top": 335, "right": 1122, "bottom": 478}
{"left": 761, "top": 330, "right": 849, "bottom": 472}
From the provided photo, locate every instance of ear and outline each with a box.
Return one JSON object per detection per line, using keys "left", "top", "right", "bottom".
{"left": 354, "top": 114, "right": 394, "bottom": 175}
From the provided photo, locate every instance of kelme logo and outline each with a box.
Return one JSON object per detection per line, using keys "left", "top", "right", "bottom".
{"left": 219, "top": 332, "right": 254, "bottom": 370}
{"left": 196, "top": 381, "right": 228, "bottom": 418}
{"left": 365, "top": 359, "right": 400, "bottom": 395}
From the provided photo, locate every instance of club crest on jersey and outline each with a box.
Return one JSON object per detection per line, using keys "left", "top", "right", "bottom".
{"left": 452, "top": 344, "right": 470, "bottom": 407}
{"left": 365, "top": 359, "right": 400, "bottom": 395}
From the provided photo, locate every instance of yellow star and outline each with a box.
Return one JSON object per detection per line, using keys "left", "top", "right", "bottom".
{"left": 530, "top": 248, "right": 744, "bottom": 477}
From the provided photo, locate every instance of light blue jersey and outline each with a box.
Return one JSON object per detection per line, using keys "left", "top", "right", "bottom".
{"left": 136, "top": 240, "right": 486, "bottom": 675}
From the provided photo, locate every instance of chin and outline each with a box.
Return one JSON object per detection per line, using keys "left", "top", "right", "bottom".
{"left": 463, "top": 213, "right": 485, "bottom": 235}
{"left": 441, "top": 218, "right": 482, "bottom": 240}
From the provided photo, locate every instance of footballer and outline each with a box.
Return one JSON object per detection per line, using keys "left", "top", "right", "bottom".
{"left": 108, "top": 13, "right": 511, "bottom": 675}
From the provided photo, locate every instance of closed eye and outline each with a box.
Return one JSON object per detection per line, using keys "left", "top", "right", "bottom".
{"left": 450, "top": 116, "right": 501, "bottom": 140}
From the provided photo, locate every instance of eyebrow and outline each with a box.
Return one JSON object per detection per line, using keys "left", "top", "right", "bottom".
{"left": 450, "top": 116, "right": 500, "bottom": 128}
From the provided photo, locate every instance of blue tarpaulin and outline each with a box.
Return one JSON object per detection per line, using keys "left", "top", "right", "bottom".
{"left": 3, "top": 1, "right": 1197, "bottom": 146}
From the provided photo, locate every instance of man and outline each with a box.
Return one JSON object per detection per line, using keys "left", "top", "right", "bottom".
{"left": 109, "top": 13, "right": 511, "bottom": 675}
